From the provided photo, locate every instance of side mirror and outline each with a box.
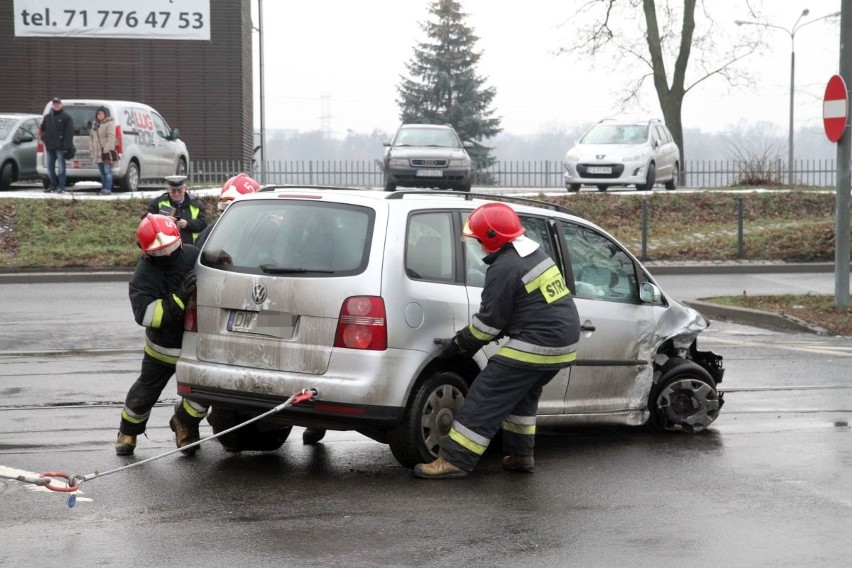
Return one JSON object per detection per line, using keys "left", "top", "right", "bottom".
{"left": 639, "top": 281, "right": 662, "bottom": 303}
{"left": 463, "top": 141, "right": 473, "bottom": 148}
{"left": 171, "top": 127, "right": 181, "bottom": 140}
{"left": 382, "top": 140, "right": 390, "bottom": 147}
{"left": 13, "top": 132, "right": 34, "bottom": 144}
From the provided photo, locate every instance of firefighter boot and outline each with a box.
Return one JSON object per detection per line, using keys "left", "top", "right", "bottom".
{"left": 502, "top": 454, "right": 535, "bottom": 473}
{"left": 302, "top": 428, "right": 327, "bottom": 445}
{"left": 413, "top": 456, "right": 469, "bottom": 479}
{"left": 169, "top": 414, "right": 200, "bottom": 456}
{"left": 115, "top": 433, "right": 136, "bottom": 456}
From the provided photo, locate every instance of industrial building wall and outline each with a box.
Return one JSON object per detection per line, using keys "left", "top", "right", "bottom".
{"left": 0, "top": 0, "right": 253, "bottom": 165}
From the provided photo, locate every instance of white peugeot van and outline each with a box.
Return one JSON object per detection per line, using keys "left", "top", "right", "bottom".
{"left": 37, "top": 99, "right": 189, "bottom": 192}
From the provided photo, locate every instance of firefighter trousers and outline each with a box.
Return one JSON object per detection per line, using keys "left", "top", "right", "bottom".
{"left": 440, "top": 360, "right": 560, "bottom": 472}
{"left": 119, "top": 351, "right": 207, "bottom": 435}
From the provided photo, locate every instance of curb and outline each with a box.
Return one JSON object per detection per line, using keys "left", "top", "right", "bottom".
{"left": 685, "top": 299, "right": 829, "bottom": 335}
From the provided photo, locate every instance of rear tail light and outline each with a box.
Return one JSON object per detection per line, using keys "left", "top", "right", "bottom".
{"left": 37, "top": 126, "right": 43, "bottom": 154}
{"left": 334, "top": 296, "right": 387, "bottom": 351}
{"left": 183, "top": 290, "right": 197, "bottom": 332}
{"left": 115, "top": 125, "right": 123, "bottom": 155}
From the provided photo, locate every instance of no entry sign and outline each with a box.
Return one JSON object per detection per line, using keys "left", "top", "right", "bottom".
{"left": 824, "top": 74, "right": 848, "bottom": 143}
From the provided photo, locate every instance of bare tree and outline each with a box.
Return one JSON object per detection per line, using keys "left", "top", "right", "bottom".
{"left": 725, "top": 121, "right": 785, "bottom": 186}
{"left": 559, "top": 0, "right": 763, "bottom": 182}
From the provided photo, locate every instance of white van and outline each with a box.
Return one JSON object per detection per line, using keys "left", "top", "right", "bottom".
{"left": 37, "top": 99, "right": 189, "bottom": 192}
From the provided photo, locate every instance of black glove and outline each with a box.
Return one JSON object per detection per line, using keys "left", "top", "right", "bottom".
{"left": 433, "top": 337, "right": 462, "bottom": 359}
{"left": 176, "top": 272, "right": 197, "bottom": 304}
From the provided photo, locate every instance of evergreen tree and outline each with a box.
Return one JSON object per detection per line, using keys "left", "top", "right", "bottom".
{"left": 396, "top": 0, "right": 501, "bottom": 172}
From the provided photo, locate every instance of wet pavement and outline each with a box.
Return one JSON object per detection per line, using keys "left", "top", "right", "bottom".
{"left": 2, "top": 280, "right": 852, "bottom": 565}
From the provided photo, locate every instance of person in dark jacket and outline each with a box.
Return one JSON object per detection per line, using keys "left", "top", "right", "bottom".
{"left": 40, "top": 97, "right": 75, "bottom": 193}
{"left": 414, "top": 202, "right": 581, "bottom": 479}
{"left": 145, "top": 175, "right": 209, "bottom": 245}
{"left": 115, "top": 214, "right": 205, "bottom": 456}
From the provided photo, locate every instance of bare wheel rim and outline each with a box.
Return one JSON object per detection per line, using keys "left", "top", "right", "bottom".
{"left": 420, "top": 383, "right": 465, "bottom": 453}
{"left": 656, "top": 378, "right": 720, "bottom": 432}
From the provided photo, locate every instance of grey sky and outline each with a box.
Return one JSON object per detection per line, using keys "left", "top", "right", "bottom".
{"left": 253, "top": 0, "right": 842, "bottom": 137}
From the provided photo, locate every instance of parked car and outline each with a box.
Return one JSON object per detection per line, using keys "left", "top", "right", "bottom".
{"left": 562, "top": 118, "right": 680, "bottom": 192}
{"left": 176, "top": 188, "right": 724, "bottom": 468}
{"left": 0, "top": 113, "right": 41, "bottom": 189}
{"left": 382, "top": 123, "right": 473, "bottom": 192}
{"left": 37, "top": 99, "right": 189, "bottom": 192}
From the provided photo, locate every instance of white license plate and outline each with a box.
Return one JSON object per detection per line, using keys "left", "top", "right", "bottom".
{"left": 587, "top": 166, "right": 612, "bottom": 174}
{"left": 227, "top": 310, "right": 297, "bottom": 338}
{"left": 416, "top": 169, "right": 443, "bottom": 177}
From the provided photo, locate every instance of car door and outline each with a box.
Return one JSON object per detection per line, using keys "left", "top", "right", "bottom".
{"left": 16, "top": 118, "right": 39, "bottom": 177}
{"left": 653, "top": 124, "right": 676, "bottom": 180}
{"left": 462, "top": 211, "right": 571, "bottom": 415}
{"left": 556, "top": 220, "right": 665, "bottom": 414}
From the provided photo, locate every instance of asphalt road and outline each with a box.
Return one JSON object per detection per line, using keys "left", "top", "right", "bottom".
{"left": 2, "top": 279, "right": 852, "bottom": 566}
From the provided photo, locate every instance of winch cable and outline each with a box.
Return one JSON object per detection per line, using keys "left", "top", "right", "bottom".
{"left": 2, "top": 388, "right": 317, "bottom": 507}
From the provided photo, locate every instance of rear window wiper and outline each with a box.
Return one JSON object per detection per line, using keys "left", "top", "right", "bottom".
{"left": 260, "top": 264, "right": 334, "bottom": 274}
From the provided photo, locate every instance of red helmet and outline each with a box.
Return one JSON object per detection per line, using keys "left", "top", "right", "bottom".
{"left": 136, "top": 213, "right": 182, "bottom": 257}
{"left": 462, "top": 202, "right": 524, "bottom": 253}
{"left": 219, "top": 173, "right": 260, "bottom": 210}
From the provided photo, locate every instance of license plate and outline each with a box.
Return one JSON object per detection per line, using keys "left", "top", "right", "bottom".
{"left": 416, "top": 169, "right": 443, "bottom": 177}
{"left": 588, "top": 166, "right": 612, "bottom": 174}
{"left": 227, "top": 310, "right": 297, "bottom": 338}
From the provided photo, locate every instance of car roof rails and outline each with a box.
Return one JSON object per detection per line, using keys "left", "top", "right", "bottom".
{"left": 384, "top": 190, "right": 575, "bottom": 216}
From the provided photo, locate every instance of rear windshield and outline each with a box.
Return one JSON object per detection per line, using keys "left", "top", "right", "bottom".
{"left": 200, "top": 200, "right": 374, "bottom": 276}
{"left": 62, "top": 105, "right": 102, "bottom": 136}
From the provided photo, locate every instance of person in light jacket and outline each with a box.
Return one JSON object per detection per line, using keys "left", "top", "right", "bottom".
{"left": 89, "top": 106, "right": 116, "bottom": 195}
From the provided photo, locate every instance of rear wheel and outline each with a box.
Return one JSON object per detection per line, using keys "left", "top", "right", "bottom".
{"left": 120, "top": 160, "right": 140, "bottom": 192}
{"left": 388, "top": 371, "right": 467, "bottom": 469}
{"left": 665, "top": 163, "right": 679, "bottom": 190}
{"left": 0, "top": 162, "right": 14, "bottom": 189}
{"left": 647, "top": 358, "right": 720, "bottom": 433}
{"left": 206, "top": 405, "right": 292, "bottom": 451}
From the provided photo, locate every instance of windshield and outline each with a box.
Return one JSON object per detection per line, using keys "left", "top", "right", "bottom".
{"left": 395, "top": 128, "right": 460, "bottom": 148}
{"left": 0, "top": 118, "right": 17, "bottom": 139}
{"left": 581, "top": 124, "right": 648, "bottom": 145}
{"left": 200, "top": 200, "right": 374, "bottom": 276}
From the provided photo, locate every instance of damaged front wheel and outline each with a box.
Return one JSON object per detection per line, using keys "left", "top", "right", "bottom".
{"left": 648, "top": 358, "right": 721, "bottom": 433}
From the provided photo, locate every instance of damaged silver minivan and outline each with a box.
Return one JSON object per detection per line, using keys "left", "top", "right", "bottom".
{"left": 176, "top": 189, "right": 724, "bottom": 468}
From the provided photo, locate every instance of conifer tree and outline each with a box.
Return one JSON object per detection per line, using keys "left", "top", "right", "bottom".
{"left": 396, "top": 0, "right": 501, "bottom": 171}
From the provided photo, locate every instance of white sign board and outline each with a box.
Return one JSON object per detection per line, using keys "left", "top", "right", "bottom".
{"left": 13, "top": 0, "right": 211, "bottom": 41}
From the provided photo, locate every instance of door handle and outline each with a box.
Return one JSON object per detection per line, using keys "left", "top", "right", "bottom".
{"left": 580, "top": 323, "right": 596, "bottom": 332}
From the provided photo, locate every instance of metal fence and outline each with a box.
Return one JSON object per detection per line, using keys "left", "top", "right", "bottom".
{"left": 189, "top": 158, "right": 838, "bottom": 189}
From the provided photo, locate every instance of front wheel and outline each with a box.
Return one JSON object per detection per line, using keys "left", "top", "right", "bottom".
{"left": 206, "top": 405, "right": 292, "bottom": 451}
{"left": 0, "top": 162, "right": 14, "bottom": 189}
{"left": 176, "top": 157, "right": 187, "bottom": 176}
{"left": 647, "top": 358, "right": 720, "bottom": 433}
{"left": 596, "top": 184, "right": 608, "bottom": 192}
{"left": 383, "top": 176, "right": 396, "bottom": 192}
{"left": 388, "top": 371, "right": 467, "bottom": 468}
{"left": 567, "top": 184, "right": 581, "bottom": 193}
{"left": 636, "top": 162, "right": 656, "bottom": 191}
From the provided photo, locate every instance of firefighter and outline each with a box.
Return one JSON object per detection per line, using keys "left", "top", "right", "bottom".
{"left": 145, "top": 175, "right": 209, "bottom": 245}
{"left": 115, "top": 214, "right": 204, "bottom": 456}
{"left": 194, "top": 172, "right": 261, "bottom": 248}
{"left": 414, "top": 202, "right": 581, "bottom": 479}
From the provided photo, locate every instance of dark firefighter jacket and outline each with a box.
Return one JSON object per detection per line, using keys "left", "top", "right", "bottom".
{"left": 129, "top": 245, "right": 199, "bottom": 365}
{"left": 145, "top": 192, "right": 209, "bottom": 245}
{"left": 453, "top": 239, "right": 581, "bottom": 370}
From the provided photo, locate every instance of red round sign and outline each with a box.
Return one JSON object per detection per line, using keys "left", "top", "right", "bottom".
{"left": 824, "top": 74, "right": 848, "bottom": 143}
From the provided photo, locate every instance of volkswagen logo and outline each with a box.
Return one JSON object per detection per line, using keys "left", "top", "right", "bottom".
{"left": 251, "top": 283, "right": 267, "bottom": 305}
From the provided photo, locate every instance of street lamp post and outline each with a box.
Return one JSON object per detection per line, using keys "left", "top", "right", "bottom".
{"left": 252, "top": 0, "right": 267, "bottom": 184}
{"left": 736, "top": 9, "right": 841, "bottom": 186}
